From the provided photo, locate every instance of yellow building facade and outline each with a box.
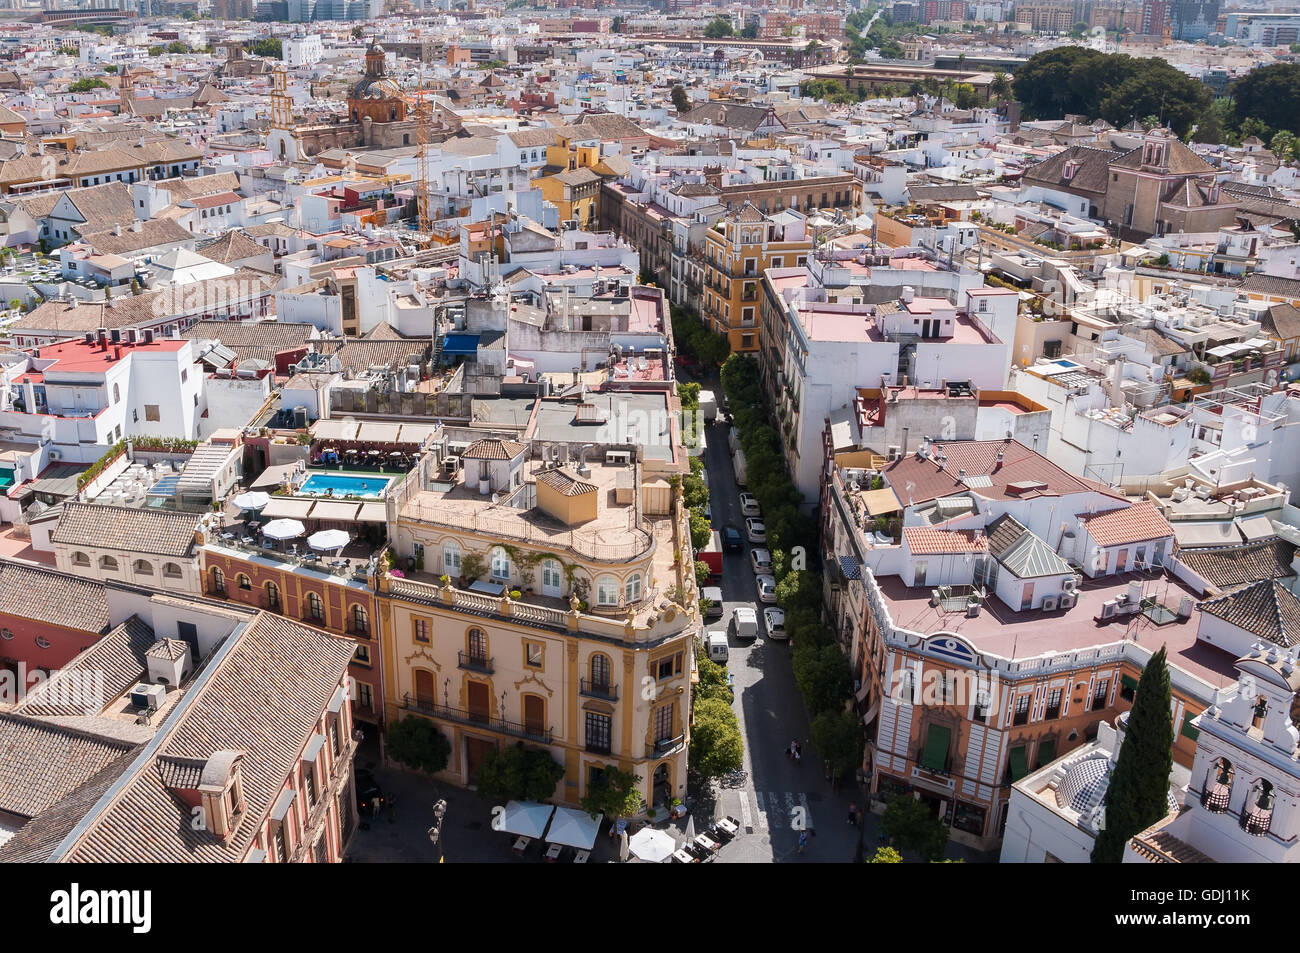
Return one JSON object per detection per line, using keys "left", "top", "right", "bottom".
{"left": 377, "top": 436, "right": 699, "bottom": 813}
{"left": 702, "top": 202, "right": 812, "bottom": 354}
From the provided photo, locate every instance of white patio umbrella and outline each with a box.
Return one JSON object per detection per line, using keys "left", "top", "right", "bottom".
{"left": 261, "top": 518, "right": 306, "bottom": 541}
{"left": 628, "top": 826, "right": 676, "bottom": 863}
{"left": 232, "top": 491, "right": 270, "bottom": 511}
{"left": 307, "top": 529, "right": 351, "bottom": 553}
{"left": 500, "top": 801, "right": 555, "bottom": 839}
{"left": 544, "top": 807, "right": 603, "bottom": 849}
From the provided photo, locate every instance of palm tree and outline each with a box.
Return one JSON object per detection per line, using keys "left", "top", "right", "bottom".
{"left": 991, "top": 72, "right": 1011, "bottom": 100}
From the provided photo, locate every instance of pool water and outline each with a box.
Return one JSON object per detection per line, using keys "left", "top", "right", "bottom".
{"left": 298, "top": 473, "right": 394, "bottom": 499}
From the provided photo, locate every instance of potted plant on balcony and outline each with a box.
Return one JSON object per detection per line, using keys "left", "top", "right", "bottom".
{"left": 509, "top": 589, "right": 522, "bottom": 600}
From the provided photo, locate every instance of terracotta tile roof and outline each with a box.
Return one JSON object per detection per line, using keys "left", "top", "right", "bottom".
{"left": 1263, "top": 303, "right": 1300, "bottom": 341}
{"left": 536, "top": 467, "right": 597, "bottom": 497}
{"left": 1021, "top": 144, "right": 1122, "bottom": 195}
{"left": 1079, "top": 501, "right": 1173, "bottom": 547}
{"left": 15, "top": 617, "right": 155, "bottom": 718}
{"left": 1129, "top": 809, "right": 1216, "bottom": 863}
{"left": 882, "top": 439, "right": 1112, "bottom": 507}
{"left": 55, "top": 612, "right": 356, "bottom": 863}
{"left": 196, "top": 229, "right": 268, "bottom": 267}
{"left": 0, "top": 560, "right": 109, "bottom": 634}
{"left": 0, "top": 752, "right": 137, "bottom": 862}
{"left": 1178, "top": 540, "right": 1296, "bottom": 593}
{"left": 1198, "top": 578, "right": 1300, "bottom": 647}
{"left": 51, "top": 502, "right": 199, "bottom": 558}
{"left": 0, "top": 713, "right": 140, "bottom": 819}
{"left": 1241, "top": 273, "right": 1300, "bottom": 298}
{"left": 902, "top": 526, "right": 987, "bottom": 555}
{"left": 77, "top": 217, "right": 193, "bottom": 256}
{"left": 463, "top": 437, "right": 526, "bottom": 460}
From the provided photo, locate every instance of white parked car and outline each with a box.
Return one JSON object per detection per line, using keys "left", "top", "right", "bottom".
{"left": 731, "top": 606, "right": 758, "bottom": 640}
{"left": 745, "top": 518, "right": 766, "bottom": 544}
{"left": 763, "top": 607, "right": 787, "bottom": 640}
{"left": 750, "top": 548, "right": 772, "bottom": 575}
{"left": 739, "top": 492, "right": 761, "bottom": 517}
{"left": 756, "top": 574, "right": 777, "bottom": 604}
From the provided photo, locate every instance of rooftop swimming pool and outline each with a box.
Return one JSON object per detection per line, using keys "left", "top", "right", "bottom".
{"left": 298, "top": 473, "right": 394, "bottom": 500}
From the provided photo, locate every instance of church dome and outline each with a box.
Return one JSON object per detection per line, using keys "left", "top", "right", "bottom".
{"left": 1055, "top": 753, "right": 1179, "bottom": 821}
{"left": 350, "top": 76, "right": 402, "bottom": 101}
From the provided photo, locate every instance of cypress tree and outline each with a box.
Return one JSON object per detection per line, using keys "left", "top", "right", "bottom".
{"left": 1091, "top": 645, "right": 1174, "bottom": 863}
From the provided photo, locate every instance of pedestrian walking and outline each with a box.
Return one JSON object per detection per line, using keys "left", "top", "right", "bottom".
{"left": 847, "top": 802, "right": 858, "bottom": 826}
{"left": 797, "top": 830, "right": 808, "bottom": 854}
{"left": 794, "top": 742, "right": 802, "bottom": 763}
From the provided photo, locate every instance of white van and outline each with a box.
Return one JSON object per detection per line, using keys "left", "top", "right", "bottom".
{"left": 701, "top": 586, "right": 724, "bottom": 618}
{"left": 706, "top": 631, "right": 729, "bottom": 663}
{"left": 731, "top": 606, "right": 758, "bottom": 640}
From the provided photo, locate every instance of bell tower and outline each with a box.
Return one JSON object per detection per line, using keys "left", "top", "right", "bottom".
{"left": 266, "top": 66, "right": 302, "bottom": 162}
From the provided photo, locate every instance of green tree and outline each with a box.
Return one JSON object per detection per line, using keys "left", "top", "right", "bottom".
{"left": 67, "top": 77, "right": 109, "bottom": 93}
{"left": 810, "top": 709, "right": 864, "bottom": 782}
{"left": 694, "top": 652, "right": 732, "bottom": 704}
{"left": 475, "top": 742, "right": 566, "bottom": 802}
{"left": 792, "top": 639, "right": 853, "bottom": 714}
{"left": 351, "top": 25, "right": 365, "bottom": 39}
{"left": 580, "top": 765, "right": 642, "bottom": 819}
{"left": 871, "top": 846, "right": 903, "bottom": 862}
{"left": 385, "top": 716, "right": 452, "bottom": 773}
{"left": 881, "top": 794, "right": 949, "bottom": 861}
{"left": 58, "top": 46, "right": 78, "bottom": 56}
{"left": 1230, "top": 63, "right": 1300, "bottom": 137}
{"left": 611, "top": 15, "right": 625, "bottom": 33}
{"left": 740, "top": 22, "right": 759, "bottom": 39}
{"left": 1092, "top": 646, "right": 1174, "bottom": 863}
{"left": 1272, "top": 130, "right": 1299, "bottom": 161}
{"left": 247, "top": 37, "right": 281, "bottom": 58}
{"left": 1070, "top": 21, "right": 1090, "bottom": 39}
{"left": 703, "top": 17, "right": 734, "bottom": 39}
{"left": 689, "top": 511, "right": 711, "bottom": 550}
{"left": 1238, "top": 116, "right": 1272, "bottom": 143}
{"left": 688, "top": 697, "right": 744, "bottom": 781}
{"left": 166, "top": 41, "right": 189, "bottom": 55}
{"left": 990, "top": 71, "right": 1011, "bottom": 99}
{"left": 104, "top": 64, "right": 117, "bottom": 73}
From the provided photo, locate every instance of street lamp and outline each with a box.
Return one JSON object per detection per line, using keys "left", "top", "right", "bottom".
{"left": 427, "top": 798, "right": 448, "bottom": 863}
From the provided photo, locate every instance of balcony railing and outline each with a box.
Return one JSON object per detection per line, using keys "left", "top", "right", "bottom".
{"left": 580, "top": 678, "right": 619, "bottom": 701}
{"left": 648, "top": 734, "right": 686, "bottom": 758}
{"left": 458, "top": 650, "right": 494, "bottom": 674}
{"left": 402, "top": 693, "right": 553, "bottom": 744}
{"left": 585, "top": 740, "right": 612, "bottom": 755}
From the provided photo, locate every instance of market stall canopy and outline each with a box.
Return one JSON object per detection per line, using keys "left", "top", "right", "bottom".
{"left": 500, "top": 801, "right": 555, "bottom": 839}
{"left": 544, "top": 807, "right": 602, "bottom": 849}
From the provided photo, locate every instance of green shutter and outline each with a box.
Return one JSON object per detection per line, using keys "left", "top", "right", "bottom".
{"left": 1036, "top": 738, "right": 1057, "bottom": 767}
{"left": 1008, "top": 745, "right": 1029, "bottom": 782}
{"left": 1121, "top": 674, "right": 1139, "bottom": 693}
{"left": 921, "top": 724, "right": 951, "bottom": 772}
{"left": 1182, "top": 712, "right": 1200, "bottom": 742}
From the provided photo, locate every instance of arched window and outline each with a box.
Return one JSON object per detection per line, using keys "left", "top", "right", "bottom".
{"left": 1242, "top": 779, "right": 1274, "bottom": 836}
{"left": 99, "top": 555, "right": 119, "bottom": 571}
{"left": 596, "top": 575, "right": 619, "bottom": 606}
{"left": 133, "top": 559, "right": 153, "bottom": 575}
{"left": 467, "top": 627, "right": 488, "bottom": 663}
{"left": 112, "top": 383, "right": 120, "bottom": 403}
{"left": 237, "top": 573, "right": 251, "bottom": 591}
{"left": 523, "top": 694, "right": 546, "bottom": 738}
{"left": 351, "top": 604, "right": 368, "bottom": 636}
{"left": 210, "top": 566, "right": 225, "bottom": 595}
{"left": 72, "top": 551, "right": 90, "bottom": 568}
{"left": 490, "top": 547, "right": 510, "bottom": 580}
{"left": 1252, "top": 695, "right": 1269, "bottom": 731}
{"left": 590, "top": 653, "right": 611, "bottom": 690}
{"left": 443, "top": 541, "right": 461, "bottom": 576}
{"left": 265, "top": 581, "right": 281, "bottom": 610}
{"left": 1202, "top": 757, "right": 1233, "bottom": 813}
{"left": 163, "top": 562, "right": 183, "bottom": 579}
{"left": 306, "top": 592, "right": 324, "bottom": 622}
{"left": 625, "top": 573, "right": 642, "bottom": 603}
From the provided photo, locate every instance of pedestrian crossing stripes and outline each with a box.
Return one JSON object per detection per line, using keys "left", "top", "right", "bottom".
{"left": 751, "top": 791, "right": 813, "bottom": 834}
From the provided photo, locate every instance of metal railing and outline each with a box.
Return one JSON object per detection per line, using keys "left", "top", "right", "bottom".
{"left": 457, "top": 650, "right": 494, "bottom": 674}
{"left": 579, "top": 678, "right": 619, "bottom": 701}
{"left": 648, "top": 734, "right": 686, "bottom": 758}
{"left": 402, "top": 693, "right": 553, "bottom": 744}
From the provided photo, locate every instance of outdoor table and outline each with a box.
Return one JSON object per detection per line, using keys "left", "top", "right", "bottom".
{"left": 242, "top": 536, "right": 255, "bottom": 545}
{"left": 544, "top": 843, "right": 563, "bottom": 862}
{"left": 695, "top": 834, "right": 720, "bottom": 852}
{"left": 512, "top": 836, "right": 531, "bottom": 855}
{"left": 716, "top": 817, "right": 739, "bottom": 836}
{"left": 573, "top": 849, "right": 590, "bottom": 864}
{"left": 672, "top": 849, "right": 696, "bottom": 864}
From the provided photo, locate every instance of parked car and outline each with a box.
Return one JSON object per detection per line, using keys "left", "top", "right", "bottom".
{"left": 705, "top": 631, "right": 729, "bottom": 663}
{"left": 750, "top": 548, "right": 772, "bottom": 574}
{"left": 722, "top": 524, "right": 744, "bottom": 552}
{"left": 731, "top": 606, "right": 759, "bottom": 640}
{"left": 739, "top": 492, "right": 761, "bottom": 517}
{"left": 701, "top": 586, "right": 724, "bottom": 617}
{"left": 763, "top": 607, "right": 787, "bottom": 640}
{"left": 745, "top": 518, "right": 766, "bottom": 544}
{"left": 756, "top": 574, "right": 777, "bottom": 604}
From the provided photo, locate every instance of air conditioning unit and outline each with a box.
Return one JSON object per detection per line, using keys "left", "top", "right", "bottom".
{"left": 1100, "top": 599, "right": 1118, "bottom": 620}
{"left": 129, "top": 682, "right": 166, "bottom": 711}
{"left": 886, "top": 445, "right": 902, "bottom": 461}
{"left": 605, "top": 450, "right": 632, "bottom": 465}
{"left": 48, "top": 449, "right": 61, "bottom": 461}
{"left": 1059, "top": 592, "right": 1077, "bottom": 609}
{"left": 1062, "top": 576, "right": 1079, "bottom": 592}
{"left": 1041, "top": 594, "right": 1059, "bottom": 611}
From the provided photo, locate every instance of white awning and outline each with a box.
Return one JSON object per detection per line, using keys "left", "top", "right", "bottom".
{"left": 356, "top": 501, "right": 388, "bottom": 523}
{"left": 501, "top": 800, "right": 555, "bottom": 839}
{"left": 544, "top": 807, "right": 602, "bottom": 849}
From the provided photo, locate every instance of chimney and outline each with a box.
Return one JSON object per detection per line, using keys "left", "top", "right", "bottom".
{"left": 113, "top": 346, "right": 122, "bottom": 361}
{"left": 901, "top": 426, "right": 909, "bottom": 455}
{"left": 130, "top": 220, "right": 142, "bottom": 233}
{"left": 113, "top": 223, "right": 123, "bottom": 237}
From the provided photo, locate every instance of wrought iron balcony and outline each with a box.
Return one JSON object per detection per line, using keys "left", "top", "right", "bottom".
{"left": 401, "top": 693, "right": 552, "bottom": 744}
{"left": 580, "top": 678, "right": 619, "bottom": 701}
{"left": 458, "top": 650, "right": 494, "bottom": 674}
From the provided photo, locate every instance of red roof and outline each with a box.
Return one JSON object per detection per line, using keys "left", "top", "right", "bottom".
{"left": 903, "top": 527, "right": 988, "bottom": 555}
{"left": 1079, "top": 500, "right": 1173, "bottom": 547}
{"left": 883, "top": 438, "right": 1119, "bottom": 507}
{"left": 37, "top": 337, "right": 188, "bottom": 374}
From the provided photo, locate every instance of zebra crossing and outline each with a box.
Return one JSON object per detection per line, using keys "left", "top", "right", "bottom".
{"left": 747, "top": 791, "right": 814, "bottom": 834}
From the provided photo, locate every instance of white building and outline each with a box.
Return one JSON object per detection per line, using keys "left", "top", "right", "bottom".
{"left": 282, "top": 34, "right": 324, "bottom": 68}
